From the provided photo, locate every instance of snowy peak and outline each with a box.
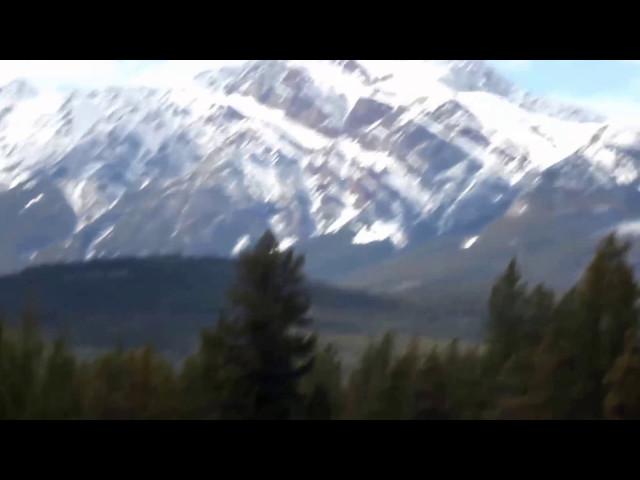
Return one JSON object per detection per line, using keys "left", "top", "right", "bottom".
{"left": 436, "top": 60, "right": 518, "bottom": 97}
{"left": 0, "top": 79, "right": 38, "bottom": 103}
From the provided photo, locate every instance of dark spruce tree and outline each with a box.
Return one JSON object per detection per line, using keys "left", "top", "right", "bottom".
{"left": 344, "top": 332, "right": 395, "bottom": 419}
{"left": 300, "top": 343, "right": 343, "bottom": 419}
{"left": 376, "top": 338, "right": 420, "bottom": 419}
{"left": 504, "top": 234, "right": 639, "bottom": 419}
{"left": 305, "top": 384, "right": 333, "bottom": 420}
{"left": 414, "top": 347, "right": 450, "bottom": 420}
{"left": 604, "top": 328, "right": 640, "bottom": 419}
{"left": 567, "top": 233, "right": 639, "bottom": 418}
{"left": 523, "top": 284, "right": 555, "bottom": 347}
{"left": 486, "top": 258, "right": 528, "bottom": 382}
{"left": 36, "top": 338, "right": 80, "bottom": 419}
{"left": 179, "top": 322, "right": 234, "bottom": 419}
{"left": 2, "top": 307, "right": 46, "bottom": 419}
{"left": 217, "top": 230, "right": 316, "bottom": 420}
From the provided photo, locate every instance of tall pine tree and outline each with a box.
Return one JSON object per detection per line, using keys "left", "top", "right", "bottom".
{"left": 574, "top": 233, "right": 639, "bottom": 418}
{"left": 487, "top": 258, "right": 528, "bottom": 371}
{"left": 414, "top": 346, "right": 450, "bottom": 419}
{"left": 301, "top": 343, "right": 343, "bottom": 419}
{"left": 216, "top": 230, "right": 316, "bottom": 420}
{"left": 344, "top": 332, "right": 395, "bottom": 419}
{"left": 604, "top": 328, "right": 640, "bottom": 419}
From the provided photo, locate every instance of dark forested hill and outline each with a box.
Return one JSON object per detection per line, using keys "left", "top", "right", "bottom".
{"left": 0, "top": 256, "right": 443, "bottom": 359}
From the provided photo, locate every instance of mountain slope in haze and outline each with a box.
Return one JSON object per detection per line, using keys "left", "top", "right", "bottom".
{"left": 0, "top": 60, "right": 633, "bottom": 282}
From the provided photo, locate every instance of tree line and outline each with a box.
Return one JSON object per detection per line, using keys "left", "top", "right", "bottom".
{"left": 0, "top": 230, "right": 638, "bottom": 419}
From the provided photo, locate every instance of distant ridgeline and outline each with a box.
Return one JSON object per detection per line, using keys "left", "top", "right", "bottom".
{"left": 0, "top": 256, "right": 430, "bottom": 358}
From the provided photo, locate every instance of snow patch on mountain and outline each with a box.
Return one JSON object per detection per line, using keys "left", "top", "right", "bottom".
{"left": 461, "top": 235, "right": 479, "bottom": 249}
{"left": 86, "top": 225, "right": 115, "bottom": 259}
{"left": 353, "top": 219, "right": 407, "bottom": 248}
{"left": 19, "top": 192, "right": 44, "bottom": 213}
{"left": 231, "top": 234, "right": 251, "bottom": 256}
{"left": 615, "top": 220, "right": 640, "bottom": 236}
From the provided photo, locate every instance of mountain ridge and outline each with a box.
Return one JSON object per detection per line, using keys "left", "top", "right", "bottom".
{"left": 0, "top": 60, "right": 638, "bottom": 286}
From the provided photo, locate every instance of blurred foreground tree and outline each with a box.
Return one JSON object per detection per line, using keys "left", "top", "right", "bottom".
{"left": 604, "top": 328, "right": 640, "bottom": 419}
{"left": 212, "top": 230, "right": 316, "bottom": 419}
{"left": 301, "top": 343, "right": 343, "bottom": 419}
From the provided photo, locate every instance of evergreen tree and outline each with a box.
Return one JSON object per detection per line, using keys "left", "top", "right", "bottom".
{"left": 179, "top": 322, "right": 233, "bottom": 419}
{"left": 415, "top": 347, "right": 449, "bottom": 419}
{"left": 604, "top": 328, "right": 640, "bottom": 419}
{"left": 487, "top": 258, "right": 528, "bottom": 370}
{"left": 444, "top": 340, "right": 491, "bottom": 419}
{"left": 0, "top": 318, "right": 15, "bottom": 418}
{"left": 216, "top": 230, "right": 316, "bottom": 419}
{"left": 37, "top": 338, "right": 80, "bottom": 419}
{"left": 509, "top": 235, "right": 639, "bottom": 419}
{"left": 82, "top": 347, "right": 130, "bottom": 419}
{"left": 501, "top": 288, "right": 588, "bottom": 420}
{"left": 301, "top": 343, "right": 343, "bottom": 419}
{"left": 12, "top": 307, "right": 45, "bottom": 418}
{"left": 376, "top": 338, "right": 420, "bottom": 419}
{"left": 492, "top": 349, "right": 536, "bottom": 418}
{"left": 82, "top": 345, "right": 178, "bottom": 419}
{"left": 570, "top": 233, "right": 639, "bottom": 418}
{"left": 306, "top": 384, "right": 333, "bottom": 420}
{"left": 580, "top": 235, "right": 638, "bottom": 360}
{"left": 523, "top": 283, "right": 555, "bottom": 347}
{"left": 125, "top": 346, "right": 178, "bottom": 419}
{"left": 458, "top": 346, "right": 492, "bottom": 419}
{"left": 344, "top": 333, "right": 395, "bottom": 419}
{"left": 486, "top": 267, "right": 556, "bottom": 418}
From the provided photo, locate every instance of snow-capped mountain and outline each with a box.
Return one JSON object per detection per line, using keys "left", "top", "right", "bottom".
{"left": 0, "top": 60, "right": 638, "bottom": 279}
